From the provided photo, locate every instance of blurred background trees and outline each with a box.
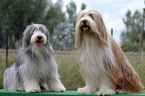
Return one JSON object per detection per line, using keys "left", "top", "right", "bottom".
{"left": 121, "top": 10, "right": 145, "bottom": 52}
{"left": 0, "top": 0, "right": 47, "bottom": 48}
{"left": 0, "top": 0, "right": 86, "bottom": 50}
{"left": 0, "top": 0, "right": 144, "bottom": 51}
{"left": 51, "top": 1, "right": 77, "bottom": 50}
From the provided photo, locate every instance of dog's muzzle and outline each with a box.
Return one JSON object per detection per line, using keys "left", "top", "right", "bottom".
{"left": 80, "top": 20, "right": 90, "bottom": 32}
{"left": 35, "top": 35, "right": 44, "bottom": 48}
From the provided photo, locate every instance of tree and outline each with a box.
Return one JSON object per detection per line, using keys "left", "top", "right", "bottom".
{"left": 65, "top": 1, "right": 77, "bottom": 49}
{"left": 44, "top": 0, "right": 65, "bottom": 37}
{"left": 0, "top": 0, "right": 87, "bottom": 50}
{"left": 0, "top": 0, "right": 47, "bottom": 48}
{"left": 81, "top": 3, "right": 86, "bottom": 11}
{"left": 121, "top": 10, "right": 145, "bottom": 52}
{"left": 51, "top": 1, "right": 87, "bottom": 50}
{"left": 52, "top": 1, "right": 77, "bottom": 50}
{"left": 0, "top": 0, "right": 66, "bottom": 49}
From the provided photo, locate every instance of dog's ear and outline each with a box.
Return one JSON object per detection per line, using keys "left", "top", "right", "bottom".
{"left": 94, "top": 11, "right": 108, "bottom": 39}
{"left": 23, "top": 25, "right": 34, "bottom": 47}
{"left": 92, "top": 10, "right": 108, "bottom": 45}
{"left": 75, "top": 18, "right": 82, "bottom": 49}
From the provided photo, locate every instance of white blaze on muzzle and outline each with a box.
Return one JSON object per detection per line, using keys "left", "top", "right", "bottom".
{"left": 30, "top": 30, "right": 47, "bottom": 48}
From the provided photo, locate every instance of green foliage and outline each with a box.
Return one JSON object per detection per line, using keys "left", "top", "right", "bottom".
{"left": 121, "top": 42, "right": 139, "bottom": 52}
{"left": 52, "top": 1, "right": 79, "bottom": 50}
{"left": 44, "top": 0, "right": 65, "bottom": 36}
{"left": 121, "top": 10, "right": 145, "bottom": 51}
{"left": 66, "top": 1, "right": 76, "bottom": 19}
{"left": 0, "top": 0, "right": 47, "bottom": 48}
{"left": 81, "top": 3, "right": 86, "bottom": 11}
{"left": 0, "top": 0, "right": 87, "bottom": 50}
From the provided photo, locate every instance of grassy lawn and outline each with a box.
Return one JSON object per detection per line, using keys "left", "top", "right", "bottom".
{"left": 0, "top": 51, "right": 145, "bottom": 90}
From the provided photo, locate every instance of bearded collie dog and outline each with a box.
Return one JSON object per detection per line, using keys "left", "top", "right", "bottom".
{"left": 3, "top": 24, "right": 66, "bottom": 92}
{"left": 75, "top": 9, "right": 143, "bottom": 95}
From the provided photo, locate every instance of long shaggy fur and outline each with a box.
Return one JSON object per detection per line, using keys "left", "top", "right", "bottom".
{"left": 3, "top": 24, "right": 66, "bottom": 92}
{"left": 75, "top": 9, "right": 143, "bottom": 95}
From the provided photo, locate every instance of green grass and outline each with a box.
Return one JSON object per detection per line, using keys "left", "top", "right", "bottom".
{"left": 54, "top": 53, "right": 84, "bottom": 90}
{"left": 126, "top": 54, "right": 145, "bottom": 86}
{"left": 0, "top": 51, "right": 145, "bottom": 90}
{"left": 0, "top": 52, "right": 16, "bottom": 89}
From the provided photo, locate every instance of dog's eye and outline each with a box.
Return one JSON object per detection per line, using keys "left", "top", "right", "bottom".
{"left": 32, "top": 27, "right": 38, "bottom": 33}
{"left": 39, "top": 28, "right": 47, "bottom": 35}
{"left": 89, "top": 14, "right": 94, "bottom": 20}
{"left": 39, "top": 27, "right": 48, "bottom": 37}
{"left": 39, "top": 28, "right": 45, "bottom": 33}
{"left": 31, "top": 28, "right": 35, "bottom": 33}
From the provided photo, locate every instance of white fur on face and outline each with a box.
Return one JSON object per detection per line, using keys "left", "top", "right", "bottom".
{"left": 30, "top": 30, "right": 47, "bottom": 45}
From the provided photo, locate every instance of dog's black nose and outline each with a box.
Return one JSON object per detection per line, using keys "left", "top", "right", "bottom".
{"left": 37, "top": 36, "right": 42, "bottom": 40}
{"left": 82, "top": 20, "right": 87, "bottom": 24}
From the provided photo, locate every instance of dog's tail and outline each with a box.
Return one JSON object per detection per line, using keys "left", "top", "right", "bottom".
{"left": 108, "top": 36, "right": 144, "bottom": 94}
{"left": 3, "top": 65, "right": 17, "bottom": 91}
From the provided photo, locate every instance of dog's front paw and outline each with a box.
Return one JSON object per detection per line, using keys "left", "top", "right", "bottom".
{"left": 25, "top": 87, "right": 41, "bottom": 93}
{"left": 17, "top": 87, "right": 24, "bottom": 91}
{"left": 95, "top": 89, "right": 116, "bottom": 96}
{"left": 53, "top": 85, "right": 66, "bottom": 92}
{"left": 77, "top": 87, "right": 93, "bottom": 94}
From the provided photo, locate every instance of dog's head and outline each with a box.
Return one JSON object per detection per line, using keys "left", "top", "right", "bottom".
{"left": 75, "top": 9, "right": 108, "bottom": 49}
{"left": 23, "top": 24, "right": 49, "bottom": 49}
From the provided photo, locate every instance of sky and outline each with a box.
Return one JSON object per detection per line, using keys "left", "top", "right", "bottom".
{"left": 53, "top": 0, "right": 144, "bottom": 45}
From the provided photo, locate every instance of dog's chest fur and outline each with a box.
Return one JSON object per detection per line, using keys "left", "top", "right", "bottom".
{"left": 20, "top": 52, "right": 56, "bottom": 80}
{"left": 80, "top": 36, "right": 106, "bottom": 73}
{"left": 79, "top": 35, "right": 115, "bottom": 87}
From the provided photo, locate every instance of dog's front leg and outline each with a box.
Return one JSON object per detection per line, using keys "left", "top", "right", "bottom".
{"left": 23, "top": 78, "right": 41, "bottom": 93}
{"left": 77, "top": 71, "right": 97, "bottom": 94}
{"left": 47, "top": 76, "right": 66, "bottom": 92}
{"left": 77, "top": 82, "right": 96, "bottom": 94}
{"left": 95, "top": 75, "right": 116, "bottom": 96}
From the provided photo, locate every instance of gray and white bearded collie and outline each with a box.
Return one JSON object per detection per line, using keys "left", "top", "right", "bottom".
{"left": 3, "top": 24, "right": 66, "bottom": 92}
{"left": 75, "top": 9, "right": 144, "bottom": 95}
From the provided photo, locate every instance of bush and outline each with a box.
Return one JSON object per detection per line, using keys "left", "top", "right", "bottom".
{"left": 121, "top": 42, "right": 145, "bottom": 52}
